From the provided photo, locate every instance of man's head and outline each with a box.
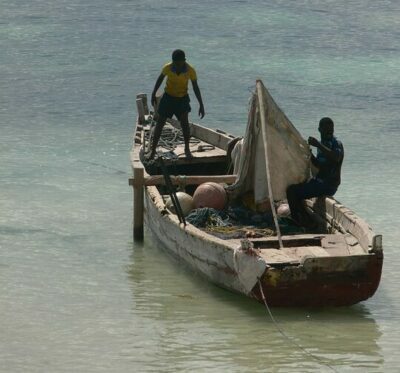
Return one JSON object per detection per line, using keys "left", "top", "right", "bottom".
{"left": 172, "top": 49, "right": 186, "bottom": 68}
{"left": 318, "top": 117, "right": 334, "bottom": 139}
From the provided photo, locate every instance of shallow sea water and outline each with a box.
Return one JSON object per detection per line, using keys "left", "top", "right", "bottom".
{"left": 1, "top": 0, "right": 400, "bottom": 371}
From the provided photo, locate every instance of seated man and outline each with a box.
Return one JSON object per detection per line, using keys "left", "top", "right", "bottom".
{"left": 286, "top": 117, "right": 344, "bottom": 226}
{"left": 146, "top": 49, "right": 205, "bottom": 160}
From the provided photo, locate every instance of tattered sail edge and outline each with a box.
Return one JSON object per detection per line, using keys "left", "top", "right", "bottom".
{"left": 227, "top": 80, "right": 311, "bottom": 203}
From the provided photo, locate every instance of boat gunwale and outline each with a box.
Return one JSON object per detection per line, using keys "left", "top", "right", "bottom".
{"left": 131, "top": 115, "right": 381, "bottom": 259}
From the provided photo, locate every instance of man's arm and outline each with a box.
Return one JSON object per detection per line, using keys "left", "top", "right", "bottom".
{"left": 308, "top": 137, "right": 342, "bottom": 163}
{"left": 151, "top": 74, "right": 165, "bottom": 107}
{"left": 310, "top": 152, "right": 320, "bottom": 168}
{"left": 191, "top": 80, "right": 205, "bottom": 119}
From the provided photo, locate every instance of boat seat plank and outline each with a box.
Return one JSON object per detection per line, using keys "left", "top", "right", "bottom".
{"left": 258, "top": 249, "right": 300, "bottom": 265}
{"left": 321, "top": 234, "right": 351, "bottom": 256}
{"left": 283, "top": 246, "right": 330, "bottom": 261}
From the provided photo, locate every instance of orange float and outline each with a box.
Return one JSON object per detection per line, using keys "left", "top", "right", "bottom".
{"left": 193, "top": 182, "right": 227, "bottom": 210}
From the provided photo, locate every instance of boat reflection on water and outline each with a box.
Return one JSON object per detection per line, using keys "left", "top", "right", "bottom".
{"left": 127, "top": 237, "right": 383, "bottom": 372}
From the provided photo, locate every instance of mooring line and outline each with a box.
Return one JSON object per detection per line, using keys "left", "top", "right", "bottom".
{"left": 257, "top": 279, "right": 339, "bottom": 373}
{"left": 77, "top": 160, "right": 127, "bottom": 175}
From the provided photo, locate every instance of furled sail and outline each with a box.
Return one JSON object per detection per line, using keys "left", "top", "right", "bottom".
{"left": 229, "top": 80, "right": 310, "bottom": 203}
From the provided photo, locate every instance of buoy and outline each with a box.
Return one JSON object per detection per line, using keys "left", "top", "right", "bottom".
{"left": 193, "top": 182, "right": 227, "bottom": 210}
{"left": 165, "top": 192, "right": 194, "bottom": 216}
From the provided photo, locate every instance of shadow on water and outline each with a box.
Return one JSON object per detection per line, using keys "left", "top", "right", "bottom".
{"left": 126, "top": 233, "right": 383, "bottom": 371}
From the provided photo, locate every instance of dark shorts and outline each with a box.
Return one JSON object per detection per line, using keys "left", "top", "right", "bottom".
{"left": 289, "top": 178, "right": 338, "bottom": 200}
{"left": 157, "top": 93, "right": 191, "bottom": 119}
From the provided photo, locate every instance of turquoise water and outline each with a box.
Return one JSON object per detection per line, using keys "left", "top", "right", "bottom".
{"left": 1, "top": 0, "right": 400, "bottom": 371}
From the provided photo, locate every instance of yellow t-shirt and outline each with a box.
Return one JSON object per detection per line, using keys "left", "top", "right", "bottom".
{"left": 161, "top": 62, "right": 197, "bottom": 97}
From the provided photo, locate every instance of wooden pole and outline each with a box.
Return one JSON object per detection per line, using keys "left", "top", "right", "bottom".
{"left": 136, "top": 98, "right": 145, "bottom": 124}
{"left": 129, "top": 174, "right": 237, "bottom": 187}
{"left": 133, "top": 166, "right": 144, "bottom": 240}
{"left": 137, "top": 93, "right": 149, "bottom": 114}
{"left": 256, "top": 80, "right": 283, "bottom": 249}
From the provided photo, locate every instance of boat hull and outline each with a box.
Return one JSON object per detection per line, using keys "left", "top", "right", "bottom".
{"left": 144, "top": 186, "right": 383, "bottom": 307}
{"left": 131, "top": 90, "right": 383, "bottom": 307}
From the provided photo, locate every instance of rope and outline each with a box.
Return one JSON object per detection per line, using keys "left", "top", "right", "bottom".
{"left": 257, "top": 279, "right": 339, "bottom": 373}
{"left": 145, "top": 116, "right": 200, "bottom": 153}
{"left": 207, "top": 225, "right": 275, "bottom": 238}
{"left": 77, "top": 160, "right": 127, "bottom": 175}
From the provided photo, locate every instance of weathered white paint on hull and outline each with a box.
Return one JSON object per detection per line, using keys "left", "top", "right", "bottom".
{"left": 144, "top": 186, "right": 268, "bottom": 295}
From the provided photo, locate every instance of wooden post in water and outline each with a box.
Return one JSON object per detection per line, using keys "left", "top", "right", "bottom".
{"left": 133, "top": 165, "right": 144, "bottom": 240}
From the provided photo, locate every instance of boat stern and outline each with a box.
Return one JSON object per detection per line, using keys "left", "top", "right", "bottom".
{"left": 252, "top": 251, "right": 383, "bottom": 307}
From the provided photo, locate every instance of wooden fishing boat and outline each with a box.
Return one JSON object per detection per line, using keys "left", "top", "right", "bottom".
{"left": 129, "top": 82, "right": 383, "bottom": 307}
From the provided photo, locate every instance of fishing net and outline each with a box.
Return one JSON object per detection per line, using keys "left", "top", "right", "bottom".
{"left": 186, "top": 205, "right": 305, "bottom": 240}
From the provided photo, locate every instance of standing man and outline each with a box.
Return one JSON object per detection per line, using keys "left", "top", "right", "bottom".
{"left": 286, "top": 117, "right": 344, "bottom": 226}
{"left": 146, "top": 49, "right": 205, "bottom": 160}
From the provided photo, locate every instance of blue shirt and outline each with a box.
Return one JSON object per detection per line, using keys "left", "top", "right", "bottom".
{"left": 312, "top": 136, "right": 344, "bottom": 188}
